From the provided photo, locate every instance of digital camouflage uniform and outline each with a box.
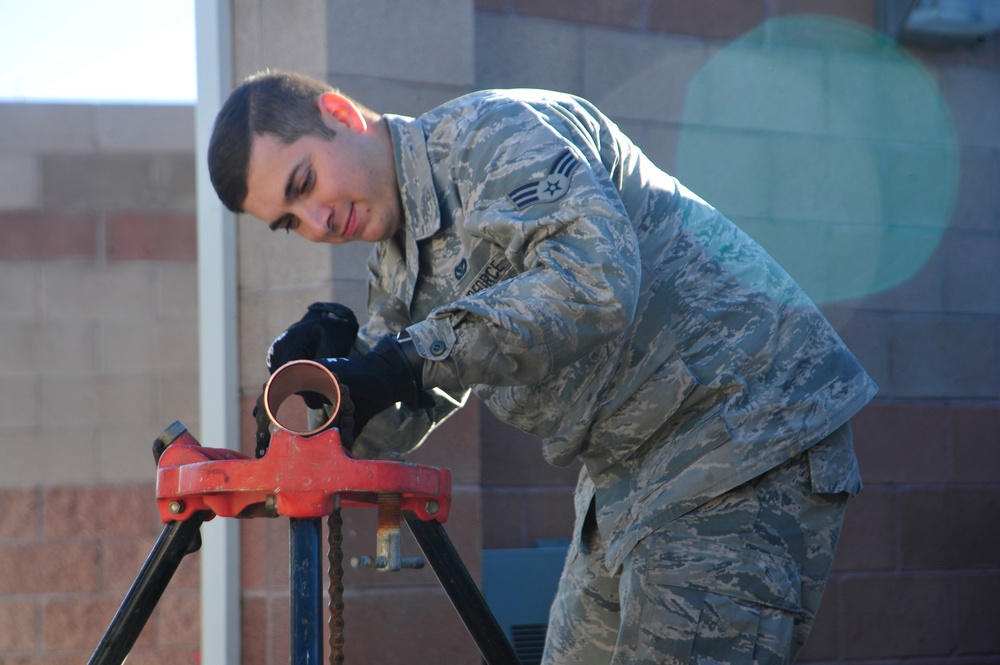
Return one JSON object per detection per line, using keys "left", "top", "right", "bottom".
{"left": 346, "top": 89, "right": 877, "bottom": 663}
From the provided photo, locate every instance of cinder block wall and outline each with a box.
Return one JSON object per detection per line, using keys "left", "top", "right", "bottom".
{"left": 0, "top": 103, "right": 201, "bottom": 661}
{"left": 1, "top": 1, "right": 997, "bottom": 663}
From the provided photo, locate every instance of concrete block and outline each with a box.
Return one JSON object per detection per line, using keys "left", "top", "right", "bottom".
{"left": 106, "top": 211, "right": 197, "bottom": 261}
{"left": 939, "top": 66, "right": 1000, "bottom": 148}
{"left": 0, "top": 320, "right": 98, "bottom": 373}
{"left": 515, "top": 0, "right": 643, "bottom": 29}
{"left": 768, "top": 136, "right": 881, "bottom": 225}
{"left": 635, "top": 121, "right": 681, "bottom": 175}
{"left": 649, "top": 0, "right": 766, "bottom": 39}
{"left": 43, "top": 485, "right": 159, "bottom": 539}
{"left": 900, "top": 488, "right": 1000, "bottom": 569}
{"left": 944, "top": 230, "right": 1000, "bottom": 314}
{"left": 156, "top": 263, "right": 198, "bottom": 317}
{"left": 771, "top": 0, "right": 876, "bottom": 26}
{"left": 101, "top": 320, "right": 198, "bottom": 374}
{"left": 850, "top": 402, "right": 950, "bottom": 484}
{"left": 892, "top": 317, "right": 998, "bottom": 399}
{"left": 329, "top": 280, "right": 370, "bottom": 326}
{"left": 322, "top": 73, "right": 468, "bottom": 118}
{"left": 525, "top": 487, "right": 576, "bottom": 545}
{"left": 822, "top": 308, "right": 891, "bottom": 393}
{"left": 833, "top": 488, "right": 896, "bottom": 571}
{"left": 156, "top": 372, "right": 200, "bottom": 431}
{"left": 957, "top": 573, "right": 1000, "bottom": 654}
{"left": 326, "top": 0, "right": 474, "bottom": 86}
{"left": 0, "top": 154, "right": 40, "bottom": 209}
{"left": 482, "top": 489, "right": 525, "bottom": 548}
{"left": 841, "top": 574, "right": 952, "bottom": 659}
{"left": 340, "top": 588, "right": 480, "bottom": 664}
{"left": 95, "top": 105, "right": 195, "bottom": 152}
{"left": 0, "top": 597, "right": 36, "bottom": 651}
{"left": 475, "top": 14, "right": 583, "bottom": 93}
{"left": 0, "top": 210, "right": 98, "bottom": 260}
{"left": 951, "top": 404, "right": 1000, "bottom": 483}
{"left": 674, "top": 127, "right": 772, "bottom": 222}
{"left": 481, "top": 404, "right": 581, "bottom": 487}
{"left": 44, "top": 597, "right": 149, "bottom": 651}
{"left": 951, "top": 148, "right": 997, "bottom": 232}
{"left": 328, "top": 242, "right": 371, "bottom": 286}
{"left": 0, "top": 263, "right": 37, "bottom": 319}
{"left": 0, "top": 429, "right": 100, "bottom": 487}
{"left": 0, "top": 541, "right": 100, "bottom": 595}
{"left": 854, "top": 240, "right": 945, "bottom": 314}
{"left": 151, "top": 153, "right": 198, "bottom": 208}
{"left": 583, "top": 28, "right": 708, "bottom": 125}
{"left": 153, "top": 591, "right": 201, "bottom": 647}
{"left": 407, "top": 398, "right": 482, "bottom": 485}
{"left": 102, "top": 534, "right": 195, "bottom": 592}
{"left": 44, "top": 263, "right": 157, "bottom": 319}
{"left": 266, "top": 239, "right": 333, "bottom": 291}
{"left": 258, "top": 0, "right": 327, "bottom": 77}
{"left": 98, "top": 425, "right": 168, "bottom": 482}
{"left": 240, "top": 597, "right": 268, "bottom": 665}
{"left": 41, "top": 154, "right": 156, "bottom": 208}
{"left": 0, "top": 488, "right": 40, "bottom": 539}
{"left": 691, "top": 41, "right": 827, "bottom": 135}
{"left": 0, "top": 103, "right": 96, "bottom": 152}
{"left": 0, "top": 375, "right": 40, "bottom": 430}
{"left": 42, "top": 374, "right": 155, "bottom": 428}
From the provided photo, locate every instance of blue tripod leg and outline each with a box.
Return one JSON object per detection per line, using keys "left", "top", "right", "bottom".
{"left": 290, "top": 517, "right": 324, "bottom": 663}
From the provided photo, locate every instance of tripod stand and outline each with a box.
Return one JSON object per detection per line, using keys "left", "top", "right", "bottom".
{"left": 87, "top": 360, "right": 521, "bottom": 664}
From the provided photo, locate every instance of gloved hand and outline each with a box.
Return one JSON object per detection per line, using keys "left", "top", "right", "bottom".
{"left": 321, "top": 333, "right": 431, "bottom": 440}
{"left": 267, "top": 302, "right": 359, "bottom": 409}
{"left": 267, "top": 302, "right": 359, "bottom": 372}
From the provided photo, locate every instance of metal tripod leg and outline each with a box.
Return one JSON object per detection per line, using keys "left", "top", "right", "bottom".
{"left": 404, "top": 511, "right": 522, "bottom": 665}
{"left": 290, "top": 517, "right": 324, "bottom": 664}
{"left": 87, "top": 512, "right": 208, "bottom": 665}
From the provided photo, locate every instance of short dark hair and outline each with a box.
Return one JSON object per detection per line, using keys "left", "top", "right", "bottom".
{"left": 207, "top": 71, "right": 339, "bottom": 213}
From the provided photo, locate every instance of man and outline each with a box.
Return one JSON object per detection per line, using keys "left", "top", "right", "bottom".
{"left": 209, "top": 70, "right": 877, "bottom": 664}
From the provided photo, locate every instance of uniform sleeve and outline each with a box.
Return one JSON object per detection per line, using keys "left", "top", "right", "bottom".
{"left": 409, "top": 100, "right": 642, "bottom": 391}
{"left": 347, "top": 246, "right": 469, "bottom": 459}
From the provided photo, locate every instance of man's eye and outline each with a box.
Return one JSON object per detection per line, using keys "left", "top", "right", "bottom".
{"left": 271, "top": 217, "right": 296, "bottom": 234}
{"left": 300, "top": 170, "right": 314, "bottom": 195}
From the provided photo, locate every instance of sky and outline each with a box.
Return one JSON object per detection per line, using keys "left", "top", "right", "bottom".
{"left": 0, "top": 0, "right": 196, "bottom": 104}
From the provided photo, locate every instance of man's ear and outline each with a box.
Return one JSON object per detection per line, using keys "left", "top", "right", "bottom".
{"left": 318, "top": 92, "right": 368, "bottom": 132}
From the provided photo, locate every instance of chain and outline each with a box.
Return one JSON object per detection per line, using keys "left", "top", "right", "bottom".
{"left": 328, "top": 500, "right": 346, "bottom": 664}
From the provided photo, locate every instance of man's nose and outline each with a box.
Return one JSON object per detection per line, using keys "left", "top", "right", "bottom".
{"left": 296, "top": 203, "right": 330, "bottom": 239}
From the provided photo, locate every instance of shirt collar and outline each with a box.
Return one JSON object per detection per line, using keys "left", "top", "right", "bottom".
{"left": 384, "top": 113, "right": 441, "bottom": 241}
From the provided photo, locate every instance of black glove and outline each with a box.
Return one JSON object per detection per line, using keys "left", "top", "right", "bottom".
{"left": 320, "top": 333, "right": 429, "bottom": 440}
{"left": 267, "top": 302, "right": 359, "bottom": 373}
{"left": 267, "top": 302, "right": 359, "bottom": 409}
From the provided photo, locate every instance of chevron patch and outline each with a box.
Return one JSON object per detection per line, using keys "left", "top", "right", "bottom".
{"left": 507, "top": 149, "right": 581, "bottom": 210}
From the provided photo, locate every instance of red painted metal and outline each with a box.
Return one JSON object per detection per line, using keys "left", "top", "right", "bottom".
{"left": 155, "top": 425, "right": 451, "bottom": 525}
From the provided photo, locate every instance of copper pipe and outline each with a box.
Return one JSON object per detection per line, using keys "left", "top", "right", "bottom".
{"left": 262, "top": 360, "right": 341, "bottom": 435}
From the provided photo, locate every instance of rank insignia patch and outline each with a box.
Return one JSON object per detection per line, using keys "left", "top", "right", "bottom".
{"left": 507, "top": 149, "right": 580, "bottom": 210}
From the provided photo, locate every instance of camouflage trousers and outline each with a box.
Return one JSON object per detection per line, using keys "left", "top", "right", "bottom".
{"left": 541, "top": 427, "right": 852, "bottom": 664}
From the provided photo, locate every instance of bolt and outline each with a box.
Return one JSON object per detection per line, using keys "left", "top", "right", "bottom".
{"left": 425, "top": 500, "right": 439, "bottom": 515}
{"left": 168, "top": 500, "right": 185, "bottom": 515}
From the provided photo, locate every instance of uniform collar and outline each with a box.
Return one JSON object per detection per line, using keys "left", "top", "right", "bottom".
{"left": 384, "top": 113, "right": 441, "bottom": 241}
{"left": 377, "top": 114, "right": 442, "bottom": 308}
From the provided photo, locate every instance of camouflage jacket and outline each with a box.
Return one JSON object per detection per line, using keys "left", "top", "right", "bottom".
{"left": 352, "top": 89, "right": 877, "bottom": 570}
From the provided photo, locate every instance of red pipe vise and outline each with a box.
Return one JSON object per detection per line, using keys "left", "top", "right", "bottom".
{"left": 153, "top": 359, "right": 451, "bottom": 525}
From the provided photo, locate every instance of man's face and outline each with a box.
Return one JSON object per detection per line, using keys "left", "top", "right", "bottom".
{"left": 242, "top": 94, "right": 403, "bottom": 245}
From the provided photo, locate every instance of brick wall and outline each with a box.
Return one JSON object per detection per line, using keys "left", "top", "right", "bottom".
{"left": 0, "top": 103, "right": 200, "bottom": 662}
{"left": 1, "top": 1, "right": 997, "bottom": 663}
{"left": 471, "top": 2, "right": 1000, "bottom": 664}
